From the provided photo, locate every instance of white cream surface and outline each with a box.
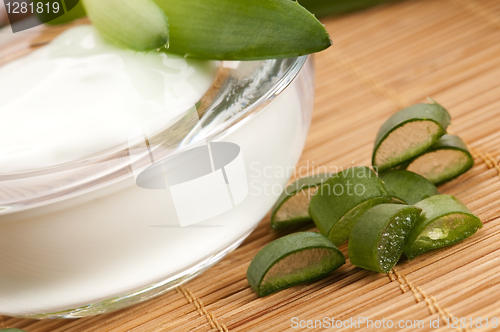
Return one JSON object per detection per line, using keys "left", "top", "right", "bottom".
{"left": 0, "top": 25, "right": 216, "bottom": 173}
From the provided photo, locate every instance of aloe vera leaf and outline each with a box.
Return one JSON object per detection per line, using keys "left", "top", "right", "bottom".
{"left": 349, "top": 204, "right": 421, "bottom": 273}
{"left": 308, "top": 166, "right": 393, "bottom": 246}
{"left": 271, "top": 173, "right": 333, "bottom": 230}
{"left": 379, "top": 169, "right": 439, "bottom": 205}
{"left": 298, "top": 0, "right": 402, "bottom": 18}
{"left": 403, "top": 195, "right": 482, "bottom": 260}
{"left": 153, "top": 0, "right": 332, "bottom": 60}
{"left": 81, "top": 0, "right": 169, "bottom": 51}
{"left": 372, "top": 101, "right": 451, "bottom": 172}
{"left": 405, "top": 134, "right": 474, "bottom": 185}
{"left": 247, "top": 232, "right": 345, "bottom": 297}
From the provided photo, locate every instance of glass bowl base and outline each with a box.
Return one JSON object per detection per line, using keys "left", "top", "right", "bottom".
{"left": 18, "top": 229, "right": 253, "bottom": 319}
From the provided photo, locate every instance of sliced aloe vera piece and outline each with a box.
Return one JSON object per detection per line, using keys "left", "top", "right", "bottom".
{"left": 0, "top": 329, "right": 27, "bottom": 332}
{"left": 379, "top": 170, "right": 439, "bottom": 205}
{"left": 81, "top": 0, "right": 169, "bottom": 51}
{"left": 372, "top": 101, "right": 451, "bottom": 172}
{"left": 247, "top": 232, "right": 345, "bottom": 297}
{"left": 153, "top": 0, "right": 331, "bottom": 60}
{"left": 405, "top": 135, "right": 474, "bottom": 185}
{"left": 404, "top": 195, "right": 482, "bottom": 259}
{"left": 308, "top": 166, "right": 393, "bottom": 246}
{"left": 271, "top": 173, "right": 333, "bottom": 230}
{"left": 349, "top": 204, "right": 421, "bottom": 273}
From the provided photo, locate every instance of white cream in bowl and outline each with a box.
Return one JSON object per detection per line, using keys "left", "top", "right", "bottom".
{"left": 0, "top": 25, "right": 216, "bottom": 173}
{"left": 0, "top": 25, "right": 312, "bottom": 317}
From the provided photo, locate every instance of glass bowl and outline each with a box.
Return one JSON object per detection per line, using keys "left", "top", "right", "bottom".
{"left": 0, "top": 26, "right": 315, "bottom": 319}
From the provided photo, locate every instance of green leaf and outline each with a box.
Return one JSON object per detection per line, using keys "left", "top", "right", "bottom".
{"left": 153, "top": 0, "right": 332, "bottom": 60}
{"left": 81, "top": 0, "right": 169, "bottom": 51}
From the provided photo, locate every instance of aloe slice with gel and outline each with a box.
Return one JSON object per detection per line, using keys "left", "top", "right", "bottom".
{"left": 247, "top": 232, "right": 345, "bottom": 297}
{"left": 404, "top": 195, "right": 482, "bottom": 259}
{"left": 372, "top": 101, "right": 451, "bottom": 172}
{"left": 271, "top": 174, "right": 333, "bottom": 230}
{"left": 349, "top": 204, "right": 421, "bottom": 273}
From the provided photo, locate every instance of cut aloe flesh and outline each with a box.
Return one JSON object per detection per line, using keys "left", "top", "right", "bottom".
{"left": 153, "top": 0, "right": 331, "bottom": 60}
{"left": 349, "top": 204, "right": 421, "bottom": 273}
{"left": 309, "top": 166, "right": 393, "bottom": 246}
{"left": 82, "top": 0, "right": 169, "bottom": 51}
{"left": 0, "top": 329, "right": 27, "bottom": 332}
{"left": 379, "top": 170, "right": 439, "bottom": 205}
{"left": 247, "top": 232, "right": 345, "bottom": 297}
{"left": 406, "top": 135, "right": 474, "bottom": 185}
{"left": 271, "top": 174, "right": 333, "bottom": 230}
{"left": 372, "top": 101, "right": 451, "bottom": 172}
{"left": 404, "top": 195, "right": 482, "bottom": 259}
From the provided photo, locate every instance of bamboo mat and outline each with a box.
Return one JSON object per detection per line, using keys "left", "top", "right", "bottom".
{"left": 3, "top": 0, "right": 500, "bottom": 330}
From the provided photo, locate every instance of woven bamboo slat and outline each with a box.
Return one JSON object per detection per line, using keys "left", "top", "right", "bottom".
{"left": 1, "top": 0, "right": 500, "bottom": 330}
